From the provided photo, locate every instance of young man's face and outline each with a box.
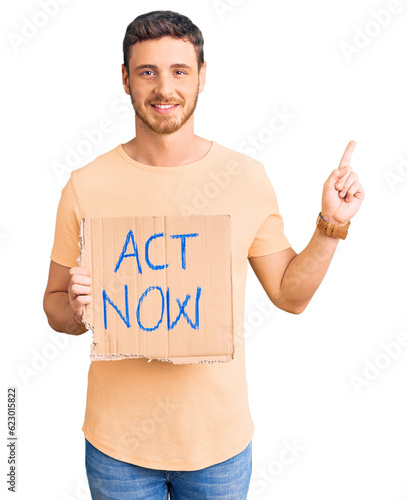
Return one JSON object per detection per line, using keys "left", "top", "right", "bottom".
{"left": 122, "top": 36, "right": 206, "bottom": 135}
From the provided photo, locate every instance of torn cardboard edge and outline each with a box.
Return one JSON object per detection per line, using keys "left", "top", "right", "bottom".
{"left": 89, "top": 352, "right": 234, "bottom": 364}
{"left": 78, "top": 215, "right": 235, "bottom": 365}
{"left": 78, "top": 218, "right": 96, "bottom": 355}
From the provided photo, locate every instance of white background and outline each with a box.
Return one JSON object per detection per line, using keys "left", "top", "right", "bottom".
{"left": 2, "top": 0, "right": 407, "bottom": 499}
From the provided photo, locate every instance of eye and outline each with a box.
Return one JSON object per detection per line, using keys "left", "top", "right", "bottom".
{"left": 141, "top": 70, "right": 154, "bottom": 76}
{"left": 174, "top": 70, "right": 186, "bottom": 75}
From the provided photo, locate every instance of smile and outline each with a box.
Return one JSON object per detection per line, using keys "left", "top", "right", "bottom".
{"left": 150, "top": 104, "right": 179, "bottom": 115}
{"left": 152, "top": 104, "right": 178, "bottom": 109}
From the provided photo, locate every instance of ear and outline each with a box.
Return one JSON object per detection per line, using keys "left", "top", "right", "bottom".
{"left": 121, "top": 64, "right": 129, "bottom": 94}
{"left": 198, "top": 61, "right": 207, "bottom": 93}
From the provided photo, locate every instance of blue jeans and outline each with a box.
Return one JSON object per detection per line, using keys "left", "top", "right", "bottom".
{"left": 85, "top": 438, "right": 252, "bottom": 499}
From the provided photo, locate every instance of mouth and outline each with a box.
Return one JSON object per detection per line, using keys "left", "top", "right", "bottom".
{"left": 150, "top": 103, "right": 179, "bottom": 115}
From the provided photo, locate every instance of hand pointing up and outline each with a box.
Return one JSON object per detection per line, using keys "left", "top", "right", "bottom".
{"left": 321, "top": 140, "right": 365, "bottom": 225}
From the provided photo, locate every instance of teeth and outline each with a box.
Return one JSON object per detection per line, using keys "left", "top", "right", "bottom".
{"left": 154, "top": 104, "right": 176, "bottom": 109}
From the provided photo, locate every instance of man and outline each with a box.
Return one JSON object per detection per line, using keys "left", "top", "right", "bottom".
{"left": 43, "top": 10, "right": 364, "bottom": 500}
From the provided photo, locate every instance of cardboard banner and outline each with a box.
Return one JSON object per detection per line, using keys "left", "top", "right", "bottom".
{"left": 79, "top": 215, "right": 234, "bottom": 364}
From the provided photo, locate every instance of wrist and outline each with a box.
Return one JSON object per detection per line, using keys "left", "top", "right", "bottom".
{"left": 320, "top": 213, "right": 349, "bottom": 227}
{"left": 316, "top": 212, "right": 350, "bottom": 240}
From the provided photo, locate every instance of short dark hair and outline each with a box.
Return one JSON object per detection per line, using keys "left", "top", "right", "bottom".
{"left": 123, "top": 10, "right": 204, "bottom": 74}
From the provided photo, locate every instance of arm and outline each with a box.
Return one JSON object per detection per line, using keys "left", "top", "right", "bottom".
{"left": 249, "top": 140, "right": 364, "bottom": 314}
{"left": 43, "top": 260, "right": 92, "bottom": 335}
{"left": 249, "top": 228, "right": 339, "bottom": 314}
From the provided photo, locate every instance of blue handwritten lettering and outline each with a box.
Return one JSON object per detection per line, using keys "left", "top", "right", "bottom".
{"left": 103, "top": 285, "right": 131, "bottom": 329}
{"left": 170, "top": 233, "right": 199, "bottom": 270}
{"left": 136, "top": 285, "right": 165, "bottom": 332}
{"left": 145, "top": 233, "right": 168, "bottom": 271}
{"left": 114, "top": 230, "right": 142, "bottom": 274}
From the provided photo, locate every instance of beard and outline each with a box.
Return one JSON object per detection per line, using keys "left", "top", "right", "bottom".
{"left": 128, "top": 84, "right": 199, "bottom": 135}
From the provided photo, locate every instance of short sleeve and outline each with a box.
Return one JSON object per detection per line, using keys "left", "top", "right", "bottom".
{"left": 50, "top": 175, "right": 82, "bottom": 268}
{"left": 247, "top": 165, "right": 291, "bottom": 258}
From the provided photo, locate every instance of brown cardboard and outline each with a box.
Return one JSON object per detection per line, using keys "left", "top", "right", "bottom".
{"left": 79, "top": 215, "right": 234, "bottom": 364}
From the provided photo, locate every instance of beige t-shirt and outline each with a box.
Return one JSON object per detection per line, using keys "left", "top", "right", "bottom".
{"left": 50, "top": 140, "right": 291, "bottom": 471}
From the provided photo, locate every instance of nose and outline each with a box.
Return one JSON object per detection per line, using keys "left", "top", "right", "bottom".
{"left": 153, "top": 73, "right": 175, "bottom": 100}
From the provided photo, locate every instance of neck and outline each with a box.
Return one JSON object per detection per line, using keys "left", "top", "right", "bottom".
{"left": 123, "top": 117, "right": 211, "bottom": 167}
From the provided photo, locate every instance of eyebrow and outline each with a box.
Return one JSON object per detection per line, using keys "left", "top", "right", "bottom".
{"left": 134, "top": 63, "right": 193, "bottom": 71}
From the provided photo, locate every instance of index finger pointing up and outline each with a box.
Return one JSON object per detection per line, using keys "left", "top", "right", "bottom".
{"left": 339, "top": 140, "right": 356, "bottom": 169}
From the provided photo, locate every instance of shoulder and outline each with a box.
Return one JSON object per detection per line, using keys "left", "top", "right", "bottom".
{"left": 212, "top": 141, "right": 265, "bottom": 179}
{"left": 70, "top": 146, "right": 119, "bottom": 184}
